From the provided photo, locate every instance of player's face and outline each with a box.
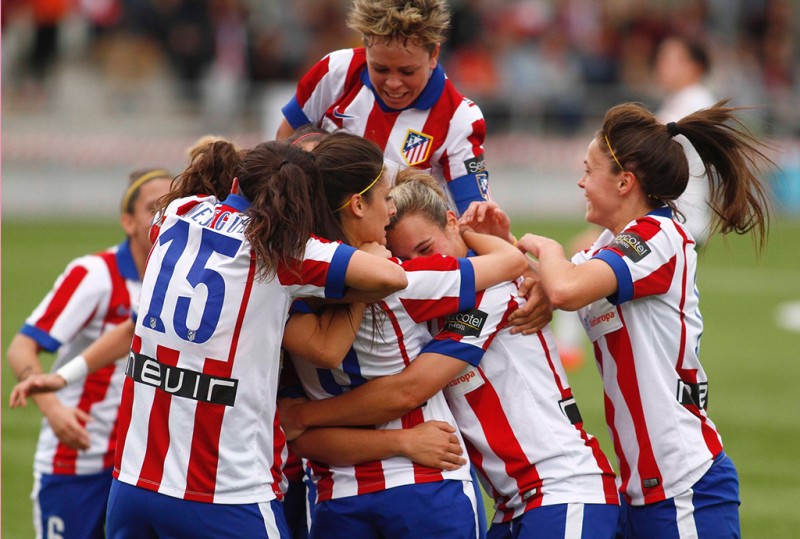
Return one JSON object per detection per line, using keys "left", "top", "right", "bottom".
{"left": 360, "top": 178, "right": 396, "bottom": 245}
{"left": 121, "top": 178, "right": 171, "bottom": 259}
{"left": 578, "top": 138, "right": 622, "bottom": 230}
{"left": 365, "top": 39, "right": 440, "bottom": 110}
{"left": 386, "top": 212, "right": 461, "bottom": 260}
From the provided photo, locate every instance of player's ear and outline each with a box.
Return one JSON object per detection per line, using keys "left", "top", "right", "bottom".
{"left": 618, "top": 171, "right": 636, "bottom": 195}
{"left": 120, "top": 212, "right": 136, "bottom": 237}
{"left": 445, "top": 210, "right": 459, "bottom": 234}
{"left": 350, "top": 194, "right": 366, "bottom": 217}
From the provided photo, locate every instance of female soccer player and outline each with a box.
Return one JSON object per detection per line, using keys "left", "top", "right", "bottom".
{"left": 6, "top": 168, "right": 172, "bottom": 539}
{"left": 276, "top": 0, "right": 490, "bottom": 216}
{"left": 23, "top": 141, "right": 404, "bottom": 539}
{"left": 515, "top": 101, "right": 771, "bottom": 538}
{"left": 283, "top": 171, "right": 620, "bottom": 539}
{"left": 283, "top": 131, "right": 528, "bottom": 539}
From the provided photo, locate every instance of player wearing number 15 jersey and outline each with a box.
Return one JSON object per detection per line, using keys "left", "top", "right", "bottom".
{"left": 106, "top": 142, "right": 407, "bottom": 538}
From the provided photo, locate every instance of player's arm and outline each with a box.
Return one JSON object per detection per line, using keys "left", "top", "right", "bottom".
{"left": 9, "top": 320, "right": 135, "bottom": 408}
{"left": 458, "top": 204, "right": 553, "bottom": 334}
{"left": 282, "top": 304, "right": 365, "bottom": 369}
{"left": 6, "top": 334, "right": 91, "bottom": 449}
{"left": 462, "top": 230, "right": 528, "bottom": 290}
{"left": 280, "top": 352, "right": 467, "bottom": 439}
{"left": 341, "top": 242, "right": 407, "bottom": 302}
{"left": 275, "top": 118, "right": 295, "bottom": 140}
{"left": 517, "top": 233, "right": 617, "bottom": 311}
{"left": 289, "top": 421, "right": 466, "bottom": 470}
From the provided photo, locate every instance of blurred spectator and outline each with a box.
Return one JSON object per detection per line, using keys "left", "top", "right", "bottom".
{"left": 20, "top": 0, "right": 71, "bottom": 98}
{"left": 653, "top": 35, "right": 717, "bottom": 245}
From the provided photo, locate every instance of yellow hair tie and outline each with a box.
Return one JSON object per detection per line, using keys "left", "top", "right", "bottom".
{"left": 335, "top": 163, "right": 385, "bottom": 212}
{"left": 604, "top": 134, "right": 624, "bottom": 171}
{"left": 121, "top": 169, "right": 171, "bottom": 212}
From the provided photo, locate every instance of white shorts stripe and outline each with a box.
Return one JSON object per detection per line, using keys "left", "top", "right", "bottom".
{"left": 461, "top": 480, "right": 481, "bottom": 539}
{"left": 564, "top": 503, "right": 585, "bottom": 538}
{"left": 674, "top": 488, "right": 699, "bottom": 539}
{"left": 258, "top": 500, "right": 281, "bottom": 537}
{"left": 31, "top": 474, "right": 43, "bottom": 539}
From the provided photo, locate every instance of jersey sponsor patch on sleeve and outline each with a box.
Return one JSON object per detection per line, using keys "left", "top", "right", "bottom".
{"left": 475, "top": 171, "right": 489, "bottom": 200}
{"left": 464, "top": 155, "right": 485, "bottom": 174}
{"left": 609, "top": 231, "right": 651, "bottom": 262}
{"left": 443, "top": 308, "right": 487, "bottom": 337}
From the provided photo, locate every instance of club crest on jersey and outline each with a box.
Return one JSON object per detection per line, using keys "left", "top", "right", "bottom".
{"left": 609, "top": 231, "right": 651, "bottom": 262}
{"left": 401, "top": 129, "right": 434, "bottom": 166}
{"left": 443, "top": 308, "right": 488, "bottom": 337}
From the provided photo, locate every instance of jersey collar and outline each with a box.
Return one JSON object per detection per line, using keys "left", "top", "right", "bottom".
{"left": 221, "top": 193, "right": 251, "bottom": 212}
{"left": 116, "top": 239, "right": 141, "bottom": 281}
{"left": 361, "top": 63, "right": 446, "bottom": 113}
{"left": 648, "top": 206, "right": 673, "bottom": 219}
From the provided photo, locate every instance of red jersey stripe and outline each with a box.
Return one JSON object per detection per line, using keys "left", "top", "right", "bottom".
{"left": 136, "top": 345, "right": 180, "bottom": 490}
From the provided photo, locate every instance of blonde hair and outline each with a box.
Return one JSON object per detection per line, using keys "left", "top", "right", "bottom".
{"left": 388, "top": 168, "right": 448, "bottom": 230}
{"left": 347, "top": 0, "right": 450, "bottom": 51}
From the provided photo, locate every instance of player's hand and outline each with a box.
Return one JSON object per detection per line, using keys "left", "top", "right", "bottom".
{"left": 458, "top": 201, "right": 512, "bottom": 241}
{"left": 516, "top": 233, "right": 549, "bottom": 258}
{"left": 9, "top": 373, "right": 67, "bottom": 408}
{"left": 400, "top": 421, "right": 466, "bottom": 471}
{"left": 507, "top": 269, "right": 553, "bottom": 335}
{"left": 277, "top": 396, "right": 309, "bottom": 441}
{"left": 42, "top": 401, "right": 92, "bottom": 450}
{"left": 359, "top": 241, "right": 392, "bottom": 259}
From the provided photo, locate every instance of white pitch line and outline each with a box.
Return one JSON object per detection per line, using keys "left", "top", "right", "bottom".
{"left": 776, "top": 301, "right": 800, "bottom": 333}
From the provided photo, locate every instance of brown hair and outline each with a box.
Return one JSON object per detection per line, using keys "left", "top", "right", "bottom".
{"left": 237, "top": 142, "right": 334, "bottom": 279}
{"left": 311, "top": 131, "right": 385, "bottom": 245}
{"left": 347, "top": 0, "right": 450, "bottom": 52}
{"left": 599, "top": 100, "right": 772, "bottom": 249}
{"left": 155, "top": 138, "right": 243, "bottom": 217}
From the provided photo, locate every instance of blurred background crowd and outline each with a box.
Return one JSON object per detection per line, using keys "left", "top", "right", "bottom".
{"left": 3, "top": 0, "right": 800, "bottom": 217}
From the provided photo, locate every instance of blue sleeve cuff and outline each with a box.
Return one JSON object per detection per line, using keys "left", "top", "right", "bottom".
{"left": 421, "top": 339, "right": 485, "bottom": 367}
{"left": 282, "top": 96, "right": 312, "bottom": 130}
{"left": 20, "top": 324, "right": 61, "bottom": 353}
{"left": 325, "top": 243, "right": 357, "bottom": 299}
{"left": 457, "top": 257, "right": 476, "bottom": 312}
{"left": 594, "top": 249, "right": 632, "bottom": 305}
{"left": 289, "top": 299, "right": 314, "bottom": 315}
{"left": 449, "top": 172, "right": 490, "bottom": 215}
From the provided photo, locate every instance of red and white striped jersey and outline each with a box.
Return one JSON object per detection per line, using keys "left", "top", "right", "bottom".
{"left": 23, "top": 241, "right": 140, "bottom": 476}
{"left": 291, "top": 254, "right": 477, "bottom": 502}
{"left": 113, "top": 194, "right": 357, "bottom": 504}
{"left": 423, "top": 280, "right": 618, "bottom": 523}
{"left": 282, "top": 48, "right": 490, "bottom": 215}
{"left": 573, "top": 207, "right": 722, "bottom": 505}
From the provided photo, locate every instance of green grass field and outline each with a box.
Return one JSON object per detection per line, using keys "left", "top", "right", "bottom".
{"left": 3, "top": 217, "right": 800, "bottom": 538}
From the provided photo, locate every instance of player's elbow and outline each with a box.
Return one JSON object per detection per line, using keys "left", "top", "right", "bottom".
{"left": 392, "top": 386, "right": 430, "bottom": 414}
{"left": 310, "top": 345, "right": 346, "bottom": 369}
{"left": 546, "top": 282, "right": 583, "bottom": 311}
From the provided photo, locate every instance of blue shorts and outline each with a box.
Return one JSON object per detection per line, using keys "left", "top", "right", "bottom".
{"left": 283, "top": 479, "right": 309, "bottom": 539}
{"left": 106, "top": 478, "right": 291, "bottom": 538}
{"left": 486, "top": 503, "right": 619, "bottom": 539}
{"left": 617, "top": 452, "right": 740, "bottom": 539}
{"left": 33, "top": 468, "right": 113, "bottom": 539}
{"left": 309, "top": 480, "right": 479, "bottom": 539}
